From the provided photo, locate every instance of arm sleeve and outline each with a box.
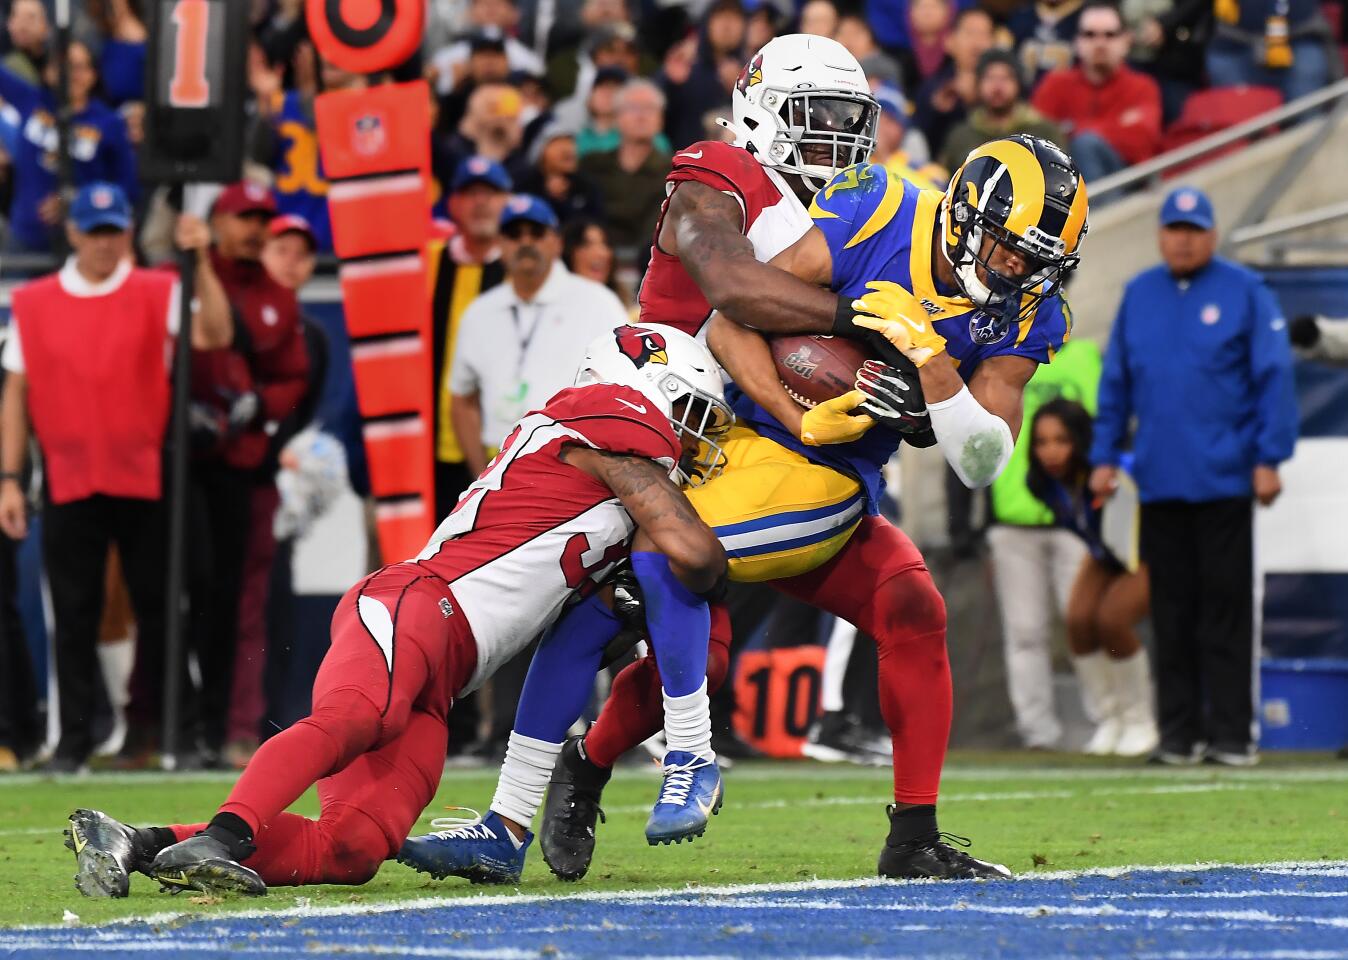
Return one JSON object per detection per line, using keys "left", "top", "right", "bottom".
{"left": 1249, "top": 281, "right": 1300, "bottom": 465}
{"left": 1090, "top": 294, "right": 1133, "bottom": 466}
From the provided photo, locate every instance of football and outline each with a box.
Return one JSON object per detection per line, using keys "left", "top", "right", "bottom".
{"left": 771, "top": 335, "right": 872, "bottom": 408}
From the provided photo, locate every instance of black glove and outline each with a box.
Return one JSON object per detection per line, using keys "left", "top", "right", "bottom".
{"left": 855, "top": 359, "right": 937, "bottom": 449}
{"left": 1289, "top": 315, "right": 1322, "bottom": 349}
{"left": 609, "top": 563, "right": 645, "bottom": 630}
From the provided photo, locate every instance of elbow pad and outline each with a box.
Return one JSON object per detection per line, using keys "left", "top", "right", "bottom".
{"left": 927, "top": 385, "right": 1013, "bottom": 489}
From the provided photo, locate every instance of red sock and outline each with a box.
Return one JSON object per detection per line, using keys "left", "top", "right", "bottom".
{"left": 585, "top": 604, "right": 732, "bottom": 768}
{"left": 216, "top": 688, "right": 382, "bottom": 835}
{"left": 871, "top": 568, "right": 951, "bottom": 805}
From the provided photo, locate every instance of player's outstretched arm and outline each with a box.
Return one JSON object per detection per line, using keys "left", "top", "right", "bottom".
{"left": 664, "top": 182, "right": 839, "bottom": 335}
{"left": 562, "top": 446, "right": 726, "bottom": 594}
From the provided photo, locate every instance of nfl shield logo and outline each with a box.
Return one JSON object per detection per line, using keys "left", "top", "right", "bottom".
{"left": 969, "top": 310, "right": 1011, "bottom": 345}
{"left": 1201, "top": 304, "right": 1221, "bottom": 325}
{"left": 352, "top": 114, "right": 386, "bottom": 157}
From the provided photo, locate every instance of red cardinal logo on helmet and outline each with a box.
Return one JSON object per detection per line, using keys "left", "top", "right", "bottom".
{"left": 615, "top": 327, "right": 669, "bottom": 368}
{"left": 736, "top": 53, "right": 764, "bottom": 96}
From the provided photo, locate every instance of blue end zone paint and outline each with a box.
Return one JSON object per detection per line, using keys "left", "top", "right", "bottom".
{"left": 5, "top": 864, "right": 1348, "bottom": 959}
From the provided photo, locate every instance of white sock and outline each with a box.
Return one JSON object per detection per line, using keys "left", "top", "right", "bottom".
{"left": 821, "top": 617, "right": 855, "bottom": 714}
{"left": 489, "top": 732, "right": 562, "bottom": 834}
{"left": 662, "top": 679, "right": 714, "bottom": 759}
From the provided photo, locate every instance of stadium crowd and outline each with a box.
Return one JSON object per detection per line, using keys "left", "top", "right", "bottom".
{"left": 0, "top": 0, "right": 1342, "bottom": 774}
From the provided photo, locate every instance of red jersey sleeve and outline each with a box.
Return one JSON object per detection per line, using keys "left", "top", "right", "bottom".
{"left": 543, "top": 384, "right": 680, "bottom": 468}
{"left": 665, "top": 140, "right": 776, "bottom": 234}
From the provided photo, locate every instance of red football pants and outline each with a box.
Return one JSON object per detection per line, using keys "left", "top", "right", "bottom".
{"left": 585, "top": 516, "right": 951, "bottom": 804}
{"left": 170, "top": 563, "right": 477, "bottom": 887}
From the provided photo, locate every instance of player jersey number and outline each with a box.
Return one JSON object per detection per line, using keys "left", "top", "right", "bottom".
{"left": 168, "top": 0, "right": 211, "bottom": 108}
{"left": 560, "top": 533, "right": 628, "bottom": 594}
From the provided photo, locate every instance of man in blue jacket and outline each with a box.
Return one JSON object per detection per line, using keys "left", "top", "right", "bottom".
{"left": 1089, "top": 187, "right": 1298, "bottom": 767}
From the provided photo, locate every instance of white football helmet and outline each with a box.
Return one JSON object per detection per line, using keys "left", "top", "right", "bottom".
{"left": 727, "top": 34, "right": 879, "bottom": 192}
{"left": 575, "top": 324, "right": 734, "bottom": 486}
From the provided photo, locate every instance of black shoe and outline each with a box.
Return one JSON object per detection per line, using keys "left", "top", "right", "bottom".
{"left": 64, "top": 810, "right": 149, "bottom": 898}
{"left": 149, "top": 834, "right": 266, "bottom": 896}
{"left": 877, "top": 806, "right": 1011, "bottom": 880}
{"left": 540, "top": 736, "right": 612, "bottom": 881}
{"left": 42, "top": 754, "right": 90, "bottom": 775}
{"left": 802, "top": 711, "right": 888, "bottom": 766}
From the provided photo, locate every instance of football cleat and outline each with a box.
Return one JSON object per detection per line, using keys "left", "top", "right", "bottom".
{"left": 801, "top": 711, "right": 889, "bottom": 766}
{"left": 540, "top": 736, "right": 611, "bottom": 881}
{"left": 645, "top": 751, "right": 723, "bottom": 846}
{"left": 397, "top": 810, "right": 533, "bottom": 885}
{"left": 878, "top": 806, "right": 1011, "bottom": 880}
{"left": 149, "top": 834, "right": 266, "bottom": 896}
{"left": 64, "top": 809, "right": 147, "bottom": 898}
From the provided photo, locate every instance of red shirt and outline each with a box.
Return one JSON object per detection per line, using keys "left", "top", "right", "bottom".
{"left": 10, "top": 260, "right": 176, "bottom": 504}
{"left": 191, "top": 250, "right": 309, "bottom": 471}
{"left": 1032, "top": 65, "right": 1163, "bottom": 167}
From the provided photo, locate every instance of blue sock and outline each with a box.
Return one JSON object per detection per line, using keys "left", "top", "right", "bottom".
{"left": 630, "top": 552, "right": 710, "bottom": 698}
{"left": 512, "top": 593, "right": 620, "bottom": 743}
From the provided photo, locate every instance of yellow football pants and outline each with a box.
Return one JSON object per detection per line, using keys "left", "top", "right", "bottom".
{"left": 684, "top": 426, "right": 865, "bottom": 583}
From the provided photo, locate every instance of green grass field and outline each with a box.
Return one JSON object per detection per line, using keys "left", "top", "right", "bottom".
{"left": 2, "top": 752, "right": 1345, "bottom": 929}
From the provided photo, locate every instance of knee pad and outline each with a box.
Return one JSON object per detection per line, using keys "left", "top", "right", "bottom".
{"left": 872, "top": 568, "right": 946, "bottom": 647}
{"left": 304, "top": 689, "right": 385, "bottom": 771}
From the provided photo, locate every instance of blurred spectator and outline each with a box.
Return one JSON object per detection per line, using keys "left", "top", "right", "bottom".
{"left": 939, "top": 50, "right": 1065, "bottom": 171}
{"left": 429, "top": 0, "right": 545, "bottom": 97}
{"left": 430, "top": 156, "right": 511, "bottom": 517}
{"left": 836, "top": 12, "right": 904, "bottom": 88}
{"left": 872, "top": 85, "right": 945, "bottom": 188}
{"left": 572, "top": 65, "right": 623, "bottom": 155}
{"left": 449, "top": 195, "right": 627, "bottom": 476}
{"left": 1207, "top": 0, "right": 1337, "bottom": 102}
{"left": 660, "top": 0, "right": 745, "bottom": 150}
{"left": 87, "top": 0, "right": 146, "bottom": 108}
{"left": 561, "top": 216, "right": 626, "bottom": 304}
{"left": 224, "top": 213, "right": 324, "bottom": 769}
{"left": 903, "top": 0, "right": 957, "bottom": 94}
{"left": 435, "top": 31, "right": 514, "bottom": 134}
{"left": 0, "top": 39, "right": 137, "bottom": 254}
{"left": 3, "top": 0, "right": 47, "bottom": 85}
{"left": 448, "top": 194, "right": 627, "bottom": 761}
{"left": 188, "top": 182, "right": 309, "bottom": 767}
{"left": 745, "top": 0, "right": 787, "bottom": 54}
{"left": 518, "top": 124, "right": 605, "bottom": 224}
{"left": 1128, "top": 0, "right": 1212, "bottom": 123}
{"left": 543, "top": 0, "right": 639, "bottom": 103}
{"left": 0, "top": 184, "right": 231, "bottom": 772}
{"left": 1289, "top": 313, "right": 1348, "bottom": 364}
{"left": 439, "top": 81, "right": 527, "bottom": 180}
{"left": 1090, "top": 187, "right": 1298, "bottom": 766}
{"left": 1026, "top": 399, "right": 1158, "bottom": 758}
{"left": 578, "top": 78, "right": 670, "bottom": 262}
{"left": 912, "top": 7, "right": 995, "bottom": 159}
{"left": 250, "top": 43, "right": 365, "bottom": 252}
{"left": 798, "top": 0, "right": 840, "bottom": 37}
{"left": 1009, "top": 0, "right": 1085, "bottom": 86}
{"left": 1033, "top": 2, "right": 1163, "bottom": 185}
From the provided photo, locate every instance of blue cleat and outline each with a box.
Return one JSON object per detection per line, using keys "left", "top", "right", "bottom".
{"left": 645, "top": 751, "right": 723, "bottom": 846}
{"left": 396, "top": 810, "right": 533, "bottom": 885}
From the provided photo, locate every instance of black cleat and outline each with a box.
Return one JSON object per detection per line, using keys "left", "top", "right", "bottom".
{"left": 64, "top": 809, "right": 146, "bottom": 898}
{"left": 149, "top": 834, "right": 266, "bottom": 897}
{"left": 801, "top": 711, "right": 889, "bottom": 766}
{"left": 878, "top": 805, "right": 1011, "bottom": 880}
{"left": 539, "top": 736, "right": 612, "bottom": 881}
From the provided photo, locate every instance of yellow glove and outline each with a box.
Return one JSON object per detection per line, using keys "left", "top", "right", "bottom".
{"left": 800, "top": 389, "right": 876, "bottom": 446}
{"left": 850, "top": 280, "right": 948, "bottom": 368}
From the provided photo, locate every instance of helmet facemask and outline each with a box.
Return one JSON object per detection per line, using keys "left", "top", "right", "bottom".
{"left": 665, "top": 378, "right": 734, "bottom": 488}
{"left": 762, "top": 89, "right": 878, "bottom": 192}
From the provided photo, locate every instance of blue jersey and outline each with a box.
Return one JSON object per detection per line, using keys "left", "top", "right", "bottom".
{"left": 729, "top": 163, "right": 1070, "bottom": 512}
{"left": 270, "top": 92, "right": 333, "bottom": 252}
{"left": 0, "top": 66, "right": 138, "bottom": 252}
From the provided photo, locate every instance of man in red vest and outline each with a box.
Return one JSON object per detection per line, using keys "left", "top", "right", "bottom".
{"left": 187, "top": 181, "right": 310, "bottom": 767}
{"left": 0, "top": 181, "right": 233, "bottom": 772}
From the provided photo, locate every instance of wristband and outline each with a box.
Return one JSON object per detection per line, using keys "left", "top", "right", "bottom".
{"left": 831, "top": 297, "right": 859, "bottom": 338}
{"left": 0, "top": 472, "right": 20, "bottom": 482}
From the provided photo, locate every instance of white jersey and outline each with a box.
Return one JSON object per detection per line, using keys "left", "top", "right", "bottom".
{"left": 414, "top": 383, "right": 680, "bottom": 692}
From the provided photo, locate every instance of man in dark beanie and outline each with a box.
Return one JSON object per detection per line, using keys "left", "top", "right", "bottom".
{"left": 939, "top": 49, "right": 1066, "bottom": 171}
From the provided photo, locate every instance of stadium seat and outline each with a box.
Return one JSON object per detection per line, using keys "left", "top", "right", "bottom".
{"left": 1160, "top": 85, "right": 1284, "bottom": 175}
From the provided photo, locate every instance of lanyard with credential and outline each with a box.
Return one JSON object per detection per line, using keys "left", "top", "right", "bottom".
{"left": 509, "top": 301, "right": 546, "bottom": 405}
